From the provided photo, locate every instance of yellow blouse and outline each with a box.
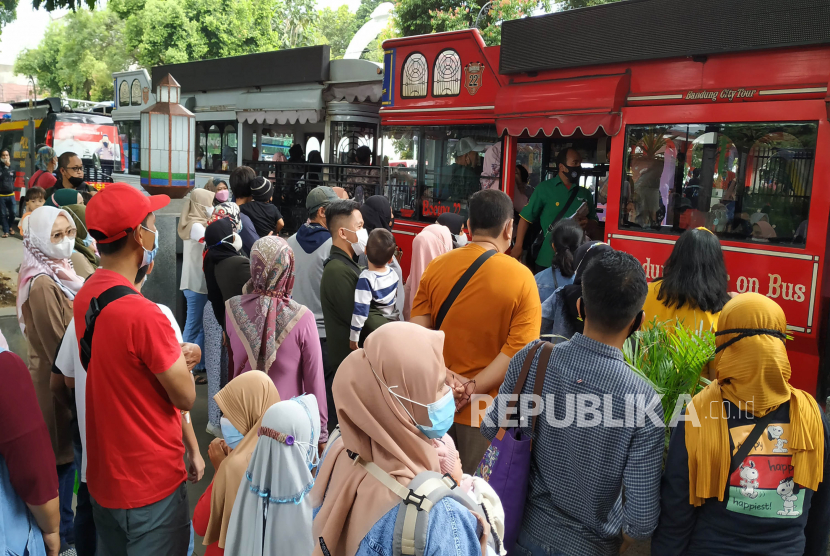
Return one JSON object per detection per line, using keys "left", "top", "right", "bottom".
{"left": 642, "top": 280, "right": 720, "bottom": 333}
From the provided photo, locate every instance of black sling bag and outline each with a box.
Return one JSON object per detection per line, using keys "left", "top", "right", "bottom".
{"left": 79, "top": 286, "right": 139, "bottom": 371}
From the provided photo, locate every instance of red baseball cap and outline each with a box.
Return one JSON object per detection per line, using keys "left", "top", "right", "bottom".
{"left": 87, "top": 183, "right": 170, "bottom": 244}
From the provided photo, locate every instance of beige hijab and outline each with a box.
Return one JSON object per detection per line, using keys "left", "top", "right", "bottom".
{"left": 178, "top": 188, "right": 215, "bottom": 241}
{"left": 310, "top": 322, "right": 447, "bottom": 556}
{"left": 203, "top": 371, "right": 281, "bottom": 548}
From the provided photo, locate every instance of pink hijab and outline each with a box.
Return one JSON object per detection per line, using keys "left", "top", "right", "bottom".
{"left": 403, "top": 224, "right": 452, "bottom": 320}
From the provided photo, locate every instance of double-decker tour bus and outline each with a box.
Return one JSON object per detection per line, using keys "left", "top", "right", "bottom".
{"left": 381, "top": 0, "right": 830, "bottom": 397}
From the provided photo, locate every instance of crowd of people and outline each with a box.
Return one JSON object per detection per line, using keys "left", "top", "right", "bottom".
{"left": 1, "top": 147, "right": 829, "bottom": 556}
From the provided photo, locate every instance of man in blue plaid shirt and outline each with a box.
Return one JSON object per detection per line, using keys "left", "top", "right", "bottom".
{"left": 482, "top": 251, "right": 664, "bottom": 555}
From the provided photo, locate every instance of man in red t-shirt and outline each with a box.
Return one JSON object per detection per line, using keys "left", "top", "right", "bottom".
{"left": 76, "top": 183, "right": 196, "bottom": 555}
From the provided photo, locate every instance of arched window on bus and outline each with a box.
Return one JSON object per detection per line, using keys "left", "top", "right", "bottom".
{"left": 130, "top": 79, "right": 142, "bottom": 106}
{"left": 433, "top": 49, "right": 461, "bottom": 97}
{"left": 401, "top": 52, "right": 428, "bottom": 99}
{"left": 620, "top": 121, "right": 818, "bottom": 247}
{"left": 118, "top": 81, "right": 129, "bottom": 107}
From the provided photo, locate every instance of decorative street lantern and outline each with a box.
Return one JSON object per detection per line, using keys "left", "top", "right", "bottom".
{"left": 140, "top": 74, "right": 195, "bottom": 198}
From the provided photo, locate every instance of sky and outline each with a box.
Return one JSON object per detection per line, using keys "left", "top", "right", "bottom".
{"left": 0, "top": 0, "right": 360, "bottom": 66}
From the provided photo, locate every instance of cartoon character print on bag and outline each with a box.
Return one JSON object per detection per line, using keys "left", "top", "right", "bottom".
{"left": 725, "top": 422, "right": 805, "bottom": 519}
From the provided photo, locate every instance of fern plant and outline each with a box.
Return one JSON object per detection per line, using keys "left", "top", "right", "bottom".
{"left": 622, "top": 318, "right": 714, "bottom": 431}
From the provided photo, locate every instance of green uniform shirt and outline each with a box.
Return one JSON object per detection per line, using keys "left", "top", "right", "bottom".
{"left": 320, "top": 245, "right": 388, "bottom": 374}
{"left": 520, "top": 176, "right": 597, "bottom": 267}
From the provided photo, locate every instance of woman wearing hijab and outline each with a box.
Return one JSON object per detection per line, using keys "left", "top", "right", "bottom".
{"left": 31, "top": 145, "right": 58, "bottom": 191}
{"left": 311, "top": 322, "right": 484, "bottom": 556}
{"left": 437, "top": 212, "right": 468, "bottom": 249}
{"left": 652, "top": 293, "right": 830, "bottom": 555}
{"left": 202, "top": 218, "right": 251, "bottom": 435}
{"left": 359, "top": 195, "right": 405, "bottom": 318}
{"left": 0, "top": 347, "right": 61, "bottom": 556}
{"left": 54, "top": 200, "right": 99, "bottom": 279}
{"left": 403, "top": 224, "right": 452, "bottom": 321}
{"left": 225, "top": 394, "right": 321, "bottom": 556}
{"left": 642, "top": 227, "right": 730, "bottom": 333}
{"left": 179, "top": 188, "right": 215, "bottom": 381}
{"left": 192, "top": 372, "right": 281, "bottom": 555}
{"left": 541, "top": 241, "right": 612, "bottom": 339}
{"left": 204, "top": 178, "right": 230, "bottom": 205}
{"left": 17, "top": 206, "right": 83, "bottom": 550}
{"left": 226, "top": 236, "right": 328, "bottom": 442}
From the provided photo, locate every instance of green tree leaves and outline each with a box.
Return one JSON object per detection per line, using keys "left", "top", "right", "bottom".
{"left": 317, "top": 5, "right": 356, "bottom": 59}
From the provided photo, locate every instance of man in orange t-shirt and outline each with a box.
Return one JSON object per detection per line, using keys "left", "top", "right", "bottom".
{"left": 412, "top": 189, "right": 541, "bottom": 471}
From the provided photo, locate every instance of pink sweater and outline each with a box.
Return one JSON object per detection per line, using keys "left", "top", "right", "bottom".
{"left": 227, "top": 310, "right": 329, "bottom": 442}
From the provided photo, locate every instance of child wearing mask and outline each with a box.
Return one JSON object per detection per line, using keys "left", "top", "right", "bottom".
{"left": 19, "top": 186, "right": 46, "bottom": 236}
{"left": 433, "top": 434, "right": 507, "bottom": 556}
{"left": 349, "top": 228, "right": 400, "bottom": 350}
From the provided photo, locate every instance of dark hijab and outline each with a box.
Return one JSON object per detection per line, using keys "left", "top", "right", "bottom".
{"left": 203, "top": 219, "right": 241, "bottom": 329}
{"left": 437, "top": 213, "right": 463, "bottom": 235}
{"left": 561, "top": 241, "right": 613, "bottom": 334}
{"left": 360, "top": 195, "right": 393, "bottom": 232}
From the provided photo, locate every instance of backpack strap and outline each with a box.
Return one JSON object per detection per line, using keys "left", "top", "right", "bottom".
{"left": 347, "top": 450, "right": 479, "bottom": 556}
{"left": 79, "top": 285, "right": 139, "bottom": 371}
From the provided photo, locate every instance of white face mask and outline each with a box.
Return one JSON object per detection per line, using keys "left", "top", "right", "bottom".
{"left": 344, "top": 228, "right": 368, "bottom": 256}
{"left": 41, "top": 236, "right": 74, "bottom": 260}
{"left": 454, "top": 233, "right": 468, "bottom": 247}
{"left": 231, "top": 233, "right": 243, "bottom": 252}
{"left": 203, "top": 205, "right": 214, "bottom": 218}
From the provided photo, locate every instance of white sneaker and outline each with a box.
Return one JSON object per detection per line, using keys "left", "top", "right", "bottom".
{"left": 206, "top": 422, "right": 223, "bottom": 438}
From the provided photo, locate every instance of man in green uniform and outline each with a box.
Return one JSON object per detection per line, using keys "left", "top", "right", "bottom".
{"left": 512, "top": 148, "right": 597, "bottom": 269}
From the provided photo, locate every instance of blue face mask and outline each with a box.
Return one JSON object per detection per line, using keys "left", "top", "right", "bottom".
{"left": 138, "top": 224, "right": 159, "bottom": 269}
{"left": 220, "top": 417, "right": 244, "bottom": 449}
{"left": 370, "top": 364, "right": 455, "bottom": 439}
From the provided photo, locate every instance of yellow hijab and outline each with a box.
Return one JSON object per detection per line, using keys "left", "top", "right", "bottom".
{"left": 685, "top": 293, "right": 823, "bottom": 506}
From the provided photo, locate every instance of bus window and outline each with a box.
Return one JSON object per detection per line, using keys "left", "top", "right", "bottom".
{"left": 207, "top": 125, "right": 222, "bottom": 171}
{"left": 331, "top": 121, "right": 377, "bottom": 166}
{"left": 620, "top": 122, "right": 817, "bottom": 246}
{"left": 422, "top": 125, "right": 500, "bottom": 222}
{"left": 116, "top": 121, "right": 140, "bottom": 175}
{"left": 223, "top": 125, "right": 237, "bottom": 171}
{"left": 381, "top": 126, "right": 419, "bottom": 219}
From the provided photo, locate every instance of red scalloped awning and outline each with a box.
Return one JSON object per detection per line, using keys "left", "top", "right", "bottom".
{"left": 495, "top": 72, "right": 629, "bottom": 137}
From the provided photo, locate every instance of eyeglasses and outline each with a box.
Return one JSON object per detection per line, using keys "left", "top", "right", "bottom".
{"left": 454, "top": 379, "right": 476, "bottom": 413}
{"left": 51, "top": 229, "right": 77, "bottom": 243}
{"left": 66, "top": 166, "right": 84, "bottom": 173}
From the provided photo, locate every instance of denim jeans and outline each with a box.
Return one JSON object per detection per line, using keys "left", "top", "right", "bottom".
{"left": 0, "top": 195, "right": 14, "bottom": 234}
{"left": 56, "top": 461, "right": 76, "bottom": 546}
{"left": 182, "top": 290, "right": 207, "bottom": 370}
{"left": 73, "top": 438, "right": 96, "bottom": 556}
{"left": 513, "top": 531, "right": 568, "bottom": 556}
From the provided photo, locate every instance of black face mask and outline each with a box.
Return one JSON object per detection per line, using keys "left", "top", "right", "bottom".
{"left": 68, "top": 176, "right": 85, "bottom": 188}
{"left": 562, "top": 164, "right": 581, "bottom": 182}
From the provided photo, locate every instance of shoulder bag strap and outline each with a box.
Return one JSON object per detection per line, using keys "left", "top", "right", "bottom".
{"left": 728, "top": 409, "right": 778, "bottom": 476}
{"left": 529, "top": 342, "right": 554, "bottom": 439}
{"left": 79, "top": 285, "right": 139, "bottom": 371}
{"left": 495, "top": 341, "right": 545, "bottom": 442}
{"left": 434, "top": 249, "right": 496, "bottom": 330}
{"left": 543, "top": 184, "right": 581, "bottom": 237}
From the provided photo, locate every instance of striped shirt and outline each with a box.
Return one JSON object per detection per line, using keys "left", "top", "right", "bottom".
{"left": 350, "top": 267, "right": 399, "bottom": 342}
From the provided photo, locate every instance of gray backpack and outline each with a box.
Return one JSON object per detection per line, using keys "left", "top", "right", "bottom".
{"left": 347, "top": 450, "right": 492, "bottom": 556}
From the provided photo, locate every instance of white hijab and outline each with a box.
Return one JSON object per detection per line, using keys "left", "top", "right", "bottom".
{"left": 225, "top": 394, "right": 321, "bottom": 556}
{"left": 17, "top": 206, "right": 84, "bottom": 331}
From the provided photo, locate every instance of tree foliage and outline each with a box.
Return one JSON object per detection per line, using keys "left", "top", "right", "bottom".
{"left": 14, "top": 8, "right": 131, "bottom": 101}
{"left": 317, "top": 5, "right": 356, "bottom": 59}
{"left": 556, "top": 0, "right": 622, "bottom": 9}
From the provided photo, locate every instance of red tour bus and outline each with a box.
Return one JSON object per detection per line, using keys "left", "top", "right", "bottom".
{"left": 382, "top": 0, "right": 830, "bottom": 397}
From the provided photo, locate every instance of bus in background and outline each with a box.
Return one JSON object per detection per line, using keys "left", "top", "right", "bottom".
{"left": 0, "top": 97, "right": 118, "bottom": 202}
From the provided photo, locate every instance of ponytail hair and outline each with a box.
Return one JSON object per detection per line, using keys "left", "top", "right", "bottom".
{"left": 551, "top": 219, "right": 586, "bottom": 278}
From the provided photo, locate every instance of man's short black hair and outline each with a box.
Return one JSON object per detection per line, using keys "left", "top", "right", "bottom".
{"left": 555, "top": 148, "right": 578, "bottom": 168}
{"left": 366, "top": 228, "right": 396, "bottom": 266}
{"left": 325, "top": 199, "right": 361, "bottom": 236}
{"left": 58, "top": 151, "right": 78, "bottom": 170}
{"left": 468, "top": 189, "right": 513, "bottom": 238}
{"left": 516, "top": 164, "right": 528, "bottom": 184}
{"left": 229, "top": 166, "right": 256, "bottom": 199}
{"left": 581, "top": 251, "right": 648, "bottom": 333}
{"left": 25, "top": 186, "right": 45, "bottom": 202}
{"left": 355, "top": 146, "right": 372, "bottom": 165}
{"left": 90, "top": 214, "right": 150, "bottom": 256}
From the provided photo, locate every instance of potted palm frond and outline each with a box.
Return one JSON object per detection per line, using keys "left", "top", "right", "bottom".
{"left": 622, "top": 318, "right": 714, "bottom": 451}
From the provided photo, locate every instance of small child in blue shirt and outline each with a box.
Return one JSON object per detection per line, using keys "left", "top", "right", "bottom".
{"left": 350, "top": 228, "right": 400, "bottom": 350}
